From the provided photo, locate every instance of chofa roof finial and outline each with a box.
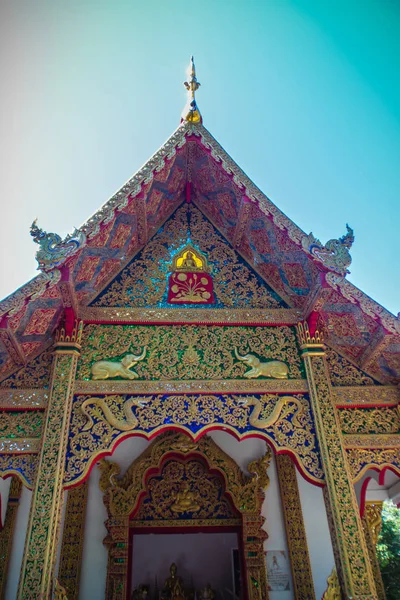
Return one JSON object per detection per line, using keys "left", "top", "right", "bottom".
{"left": 182, "top": 56, "right": 202, "bottom": 124}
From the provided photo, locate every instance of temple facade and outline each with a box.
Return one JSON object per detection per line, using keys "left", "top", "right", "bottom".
{"left": 0, "top": 59, "right": 399, "bottom": 600}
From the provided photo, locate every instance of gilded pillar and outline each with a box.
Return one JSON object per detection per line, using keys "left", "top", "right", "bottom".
{"left": 362, "top": 502, "right": 386, "bottom": 600}
{"left": 58, "top": 482, "right": 88, "bottom": 600}
{"left": 297, "top": 322, "right": 377, "bottom": 599}
{"left": 0, "top": 477, "right": 23, "bottom": 599}
{"left": 275, "top": 454, "right": 316, "bottom": 600}
{"left": 17, "top": 323, "right": 82, "bottom": 600}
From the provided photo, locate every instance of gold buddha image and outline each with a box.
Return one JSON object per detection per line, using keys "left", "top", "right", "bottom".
{"left": 163, "top": 564, "right": 185, "bottom": 600}
{"left": 170, "top": 482, "right": 201, "bottom": 513}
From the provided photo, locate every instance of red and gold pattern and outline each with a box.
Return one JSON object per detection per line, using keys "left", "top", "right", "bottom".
{"left": 23, "top": 308, "right": 57, "bottom": 336}
{"left": 167, "top": 271, "right": 214, "bottom": 304}
{"left": 75, "top": 256, "right": 101, "bottom": 283}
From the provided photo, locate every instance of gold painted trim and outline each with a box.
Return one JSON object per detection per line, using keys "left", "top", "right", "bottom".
{"left": 58, "top": 483, "right": 88, "bottom": 600}
{"left": 74, "top": 378, "right": 308, "bottom": 395}
{"left": 80, "top": 306, "right": 302, "bottom": 324}
{"left": 343, "top": 434, "right": 400, "bottom": 448}
{"left": 17, "top": 350, "right": 80, "bottom": 600}
{"left": 333, "top": 386, "right": 399, "bottom": 407}
{"left": 65, "top": 422, "right": 324, "bottom": 488}
{"left": 301, "top": 350, "right": 378, "bottom": 597}
{"left": 362, "top": 504, "right": 386, "bottom": 600}
{"left": 0, "top": 477, "right": 22, "bottom": 599}
{"left": 0, "top": 389, "right": 48, "bottom": 409}
{"left": 0, "top": 438, "right": 41, "bottom": 453}
{"left": 276, "top": 454, "right": 316, "bottom": 600}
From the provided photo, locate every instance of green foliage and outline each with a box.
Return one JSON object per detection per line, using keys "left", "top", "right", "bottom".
{"left": 376, "top": 501, "right": 400, "bottom": 600}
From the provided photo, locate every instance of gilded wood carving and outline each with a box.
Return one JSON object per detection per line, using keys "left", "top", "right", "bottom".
{"left": 65, "top": 392, "right": 323, "bottom": 485}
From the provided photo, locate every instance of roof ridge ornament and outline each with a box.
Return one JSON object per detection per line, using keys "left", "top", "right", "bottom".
{"left": 30, "top": 219, "right": 86, "bottom": 272}
{"left": 301, "top": 224, "right": 354, "bottom": 275}
{"left": 182, "top": 56, "right": 202, "bottom": 124}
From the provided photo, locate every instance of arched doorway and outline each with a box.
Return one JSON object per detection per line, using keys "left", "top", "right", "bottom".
{"left": 99, "top": 432, "right": 270, "bottom": 600}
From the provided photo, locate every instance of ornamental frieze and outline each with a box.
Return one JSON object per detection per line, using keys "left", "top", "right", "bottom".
{"left": 0, "top": 411, "right": 44, "bottom": 439}
{"left": 346, "top": 446, "right": 400, "bottom": 482}
{"left": 77, "top": 324, "right": 304, "bottom": 381}
{"left": 325, "top": 348, "right": 378, "bottom": 387}
{"left": 0, "top": 453, "right": 37, "bottom": 487}
{"left": 333, "top": 385, "right": 399, "bottom": 407}
{"left": 338, "top": 406, "right": 400, "bottom": 435}
{"left": 65, "top": 392, "right": 323, "bottom": 485}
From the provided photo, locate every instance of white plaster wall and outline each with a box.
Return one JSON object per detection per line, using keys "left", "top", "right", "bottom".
{"left": 132, "top": 532, "right": 238, "bottom": 593}
{"left": 296, "top": 471, "right": 335, "bottom": 599}
{"left": 5, "top": 484, "right": 32, "bottom": 600}
{"left": 263, "top": 455, "right": 294, "bottom": 600}
{"left": 79, "top": 437, "right": 151, "bottom": 600}
{"left": 209, "top": 433, "right": 294, "bottom": 600}
{"left": 0, "top": 476, "right": 12, "bottom": 526}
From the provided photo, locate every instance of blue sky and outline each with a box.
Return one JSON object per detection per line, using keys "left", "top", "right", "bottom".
{"left": 1, "top": 0, "right": 399, "bottom": 314}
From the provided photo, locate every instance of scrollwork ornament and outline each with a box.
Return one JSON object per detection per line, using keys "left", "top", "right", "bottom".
{"left": 65, "top": 392, "right": 323, "bottom": 485}
{"left": 301, "top": 348, "right": 378, "bottom": 597}
{"left": 77, "top": 324, "right": 303, "bottom": 381}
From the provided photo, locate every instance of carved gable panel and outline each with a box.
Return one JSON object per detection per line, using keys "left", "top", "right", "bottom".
{"left": 91, "top": 205, "right": 287, "bottom": 309}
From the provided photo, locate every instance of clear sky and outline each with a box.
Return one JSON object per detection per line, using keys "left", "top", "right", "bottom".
{"left": 1, "top": 0, "right": 399, "bottom": 314}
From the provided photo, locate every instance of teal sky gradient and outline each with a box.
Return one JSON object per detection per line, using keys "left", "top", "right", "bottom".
{"left": 1, "top": 0, "right": 399, "bottom": 314}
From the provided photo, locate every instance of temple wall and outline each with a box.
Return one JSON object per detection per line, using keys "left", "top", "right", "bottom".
{"left": 209, "top": 433, "right": 294, "bottom": 600}
{"left": 4, "top": 484, "right": 32, "bottom": 600}
{"left": 296, "top": 471, "right": 335, "bottom": 598}
{"left": 79, "top": 437, "right": 151, "bottom": 600}
{"left": 77, "top": 432, "right": 341, "bottom": 600}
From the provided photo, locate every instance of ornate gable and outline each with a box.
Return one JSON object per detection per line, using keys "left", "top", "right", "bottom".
{"left": 90, "top": 205, "right": 287, "bottom": 310}
{"left": 0, "top": 82, "right": 399, "bottom": 383}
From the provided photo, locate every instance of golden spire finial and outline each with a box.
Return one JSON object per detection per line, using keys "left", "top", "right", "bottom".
{"left": 182, "top": 56, "right": 202, "bottom": 124}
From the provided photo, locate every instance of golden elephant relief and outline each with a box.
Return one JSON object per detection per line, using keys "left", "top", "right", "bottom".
{"left": 91, "top": 348, "right": 146, "bottom": 380}
{"left": 90, "top": 346, "right": 289, "bottom": 381}
{"left": 234, "top": 347, "right": 288, "bottom": 379}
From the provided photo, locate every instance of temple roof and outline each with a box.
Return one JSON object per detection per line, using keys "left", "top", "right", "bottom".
{"left": 0, "top": 64, "right": 399, "bottom": 385}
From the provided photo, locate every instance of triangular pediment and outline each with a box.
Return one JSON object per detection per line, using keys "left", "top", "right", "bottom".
{"left": 90, "top": 205, "right": 288, "bottom": 310}
{"left": 0, "top": 121, "right": 399, "bottom": 385}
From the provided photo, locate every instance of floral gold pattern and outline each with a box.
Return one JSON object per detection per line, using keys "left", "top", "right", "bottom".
{"left": 91, "top": 206, "right": 285, "bottom": 309}
{"left": 65, "top": 392, "right": 323, "bottom": 485}
{"left": 58, "top": 482, "right": 88, "bottom": 600}
{"left": 17, "top": 328, "right": 81, "bottom": 600}
{"left": 0, "top": 477, "right": 22, "bottom": 598}
{"left": 300, "top": 332, "right": 378, "bottom": 598}
{"left": 362, "top": 502, "right": 386, "bottom": 600}
{"left": 338, "top": 406, "right": 399, "bottom": 434}
{"left": 77, "top": 324, "right": 303, "bottom": 381}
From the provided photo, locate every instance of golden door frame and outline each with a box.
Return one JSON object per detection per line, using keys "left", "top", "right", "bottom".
{"left": 98, "top": 431, "right": 271, "bottom": 600}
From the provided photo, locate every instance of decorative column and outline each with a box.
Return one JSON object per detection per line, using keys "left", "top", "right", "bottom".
{"left": 297, "top": 322, "right": 377, "bottom": 599}
{"left": 17, "top": 322, "right": 82, "bottom": 600}
{"left": 362, "top": 502, "right": 386, "bottom": 600}
{"left": 0, "top": 476, "right": 23, "bottom": 599}
{"left": 275, "top": 454, "right": 316, "bottom": 600}
{"left": 58, "top": 482, "right": 88, "bottom": 600}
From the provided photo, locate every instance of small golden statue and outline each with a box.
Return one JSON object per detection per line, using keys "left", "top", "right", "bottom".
{"left": 199, "top": 583, "right": 215, "bottom": 600}
{"left": 132, "top": 584, "right": 150, "bottom": 600}
{"left": 170, "top": 482, "right": 200, "bottom": 513}
{"left": 163, "top": 564, "right": 185, "bottom": 600}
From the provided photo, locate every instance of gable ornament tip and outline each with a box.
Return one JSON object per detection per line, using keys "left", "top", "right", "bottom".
{"left": 182, "top": 55, "right": 202, "bottom": 124}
